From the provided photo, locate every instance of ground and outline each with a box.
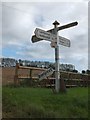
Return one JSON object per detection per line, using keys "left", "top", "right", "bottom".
{"left": 2, "top": 86, "right": 88, "bottom": 118}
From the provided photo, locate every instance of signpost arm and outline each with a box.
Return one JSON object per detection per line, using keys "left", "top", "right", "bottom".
{"left": 53, "top": 21, "right": 60, "bottom": 93}
{"left": 57, "top": 21, "right": 78, "bottom": 31}
{"left": 31, "top": 35, "right": 42, "bottom": 43}
{"left": 48, "top": 21, "right": 78, "bottom": 33}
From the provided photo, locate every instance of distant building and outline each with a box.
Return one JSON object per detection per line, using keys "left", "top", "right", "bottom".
{"left": 52, "top": 63, "right": 75, "bottom": 71}
{"left": 1, "top": 58, "right": 16, "bottom": 67}
{"left": 60, "top": 64, "right": 75, "bottom": 71}
{"left": 1, "top": 58, "right": 75, "bottom": 71}
{"left": 19, "top": 60, "right": 51, "bottom": 68}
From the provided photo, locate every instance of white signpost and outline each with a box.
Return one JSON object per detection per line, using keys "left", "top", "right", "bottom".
{"left": 31, "top": 20, "right": 78, "bottom": 93}
{"left": 38, "top": 67, "right": 54, "bottom": 81}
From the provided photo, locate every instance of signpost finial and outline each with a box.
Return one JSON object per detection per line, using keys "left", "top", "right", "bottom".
{"left": 53, "top": 20, "right": 60, "bottom": 26}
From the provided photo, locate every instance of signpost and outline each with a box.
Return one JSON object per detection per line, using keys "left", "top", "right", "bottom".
{"left": 31, "top": 20, "right": 78, "bottom": 93}
{"left": 38, "top": 67, "right": 54, "bottom": 81}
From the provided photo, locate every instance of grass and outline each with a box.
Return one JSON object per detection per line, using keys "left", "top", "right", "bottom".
{"left": 2, "top": 86, "right": 88, "bottom": 118}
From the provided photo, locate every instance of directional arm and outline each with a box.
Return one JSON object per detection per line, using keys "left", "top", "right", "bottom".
{"left": 31, "top": 35, "right": 42, "bottom": 43}
{"left": 47, "top": 21, "right": 78, "bottom": 33}
{"left": 58, "top": 21, "right": 78, "bottom": 31}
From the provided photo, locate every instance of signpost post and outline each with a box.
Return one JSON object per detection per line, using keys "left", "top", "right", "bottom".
{"left": 31, "top": 20, "right": 78, "bottom": 93}
{"left": 53, "top": 21, "right": 60, "bottom": 93}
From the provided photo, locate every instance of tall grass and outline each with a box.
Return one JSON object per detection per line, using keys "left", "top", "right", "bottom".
{"left": 2, "top": 87, "right": 88, "bottom": 118}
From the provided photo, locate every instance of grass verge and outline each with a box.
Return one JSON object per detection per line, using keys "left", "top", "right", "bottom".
{"left": 2, "top": 86, "right": 88, "bottom": 118}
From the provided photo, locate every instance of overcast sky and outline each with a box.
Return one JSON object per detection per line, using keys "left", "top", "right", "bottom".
{"left": 1, "top": 1, "right": 89, "bottom": 72}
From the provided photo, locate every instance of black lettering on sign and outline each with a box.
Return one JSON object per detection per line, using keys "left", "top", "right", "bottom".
{"left": 38, "top": 67, "right": 54, "bottom": 80}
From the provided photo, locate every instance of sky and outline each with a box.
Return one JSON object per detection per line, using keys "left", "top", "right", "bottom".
{"left": 0, "top": 1, "right": 89, "bottom": 72}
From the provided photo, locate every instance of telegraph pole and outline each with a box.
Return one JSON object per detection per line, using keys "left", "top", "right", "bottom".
{"left": 53, "top": 21, "right": 60, "bottom": 93}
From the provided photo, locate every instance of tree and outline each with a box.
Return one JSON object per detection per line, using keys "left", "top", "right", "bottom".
{"left": 82, "top": 70, "right": 85, "bottom": 74}
{"left": 86, "top": 69, "right": 90, "bottom": 74}
{"left": 19, "top": 59, "right": 23, "bottom": 66}
{"left": 72, "top": 69, "right": 78, "bottom": 73}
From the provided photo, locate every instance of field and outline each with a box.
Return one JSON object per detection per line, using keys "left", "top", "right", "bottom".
{"left": 2, "top": 87, "right": 88, "bottom": 118}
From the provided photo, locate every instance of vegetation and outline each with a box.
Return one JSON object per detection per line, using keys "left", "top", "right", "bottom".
{"left": 2, "top": 87, "right": 88, "bottom": 118}
{"left": 82, "top": 70, "right": 86, "bottom": 74}
{"left": 82, "top": 69, "right": 90, "bottom": 74}
{"left": 86, "top": 70, "right": 90, "bottom": 74}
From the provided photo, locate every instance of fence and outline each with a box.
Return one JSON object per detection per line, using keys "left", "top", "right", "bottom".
{"left": 14, "top": 63, "right": 90, "bottom": 87}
